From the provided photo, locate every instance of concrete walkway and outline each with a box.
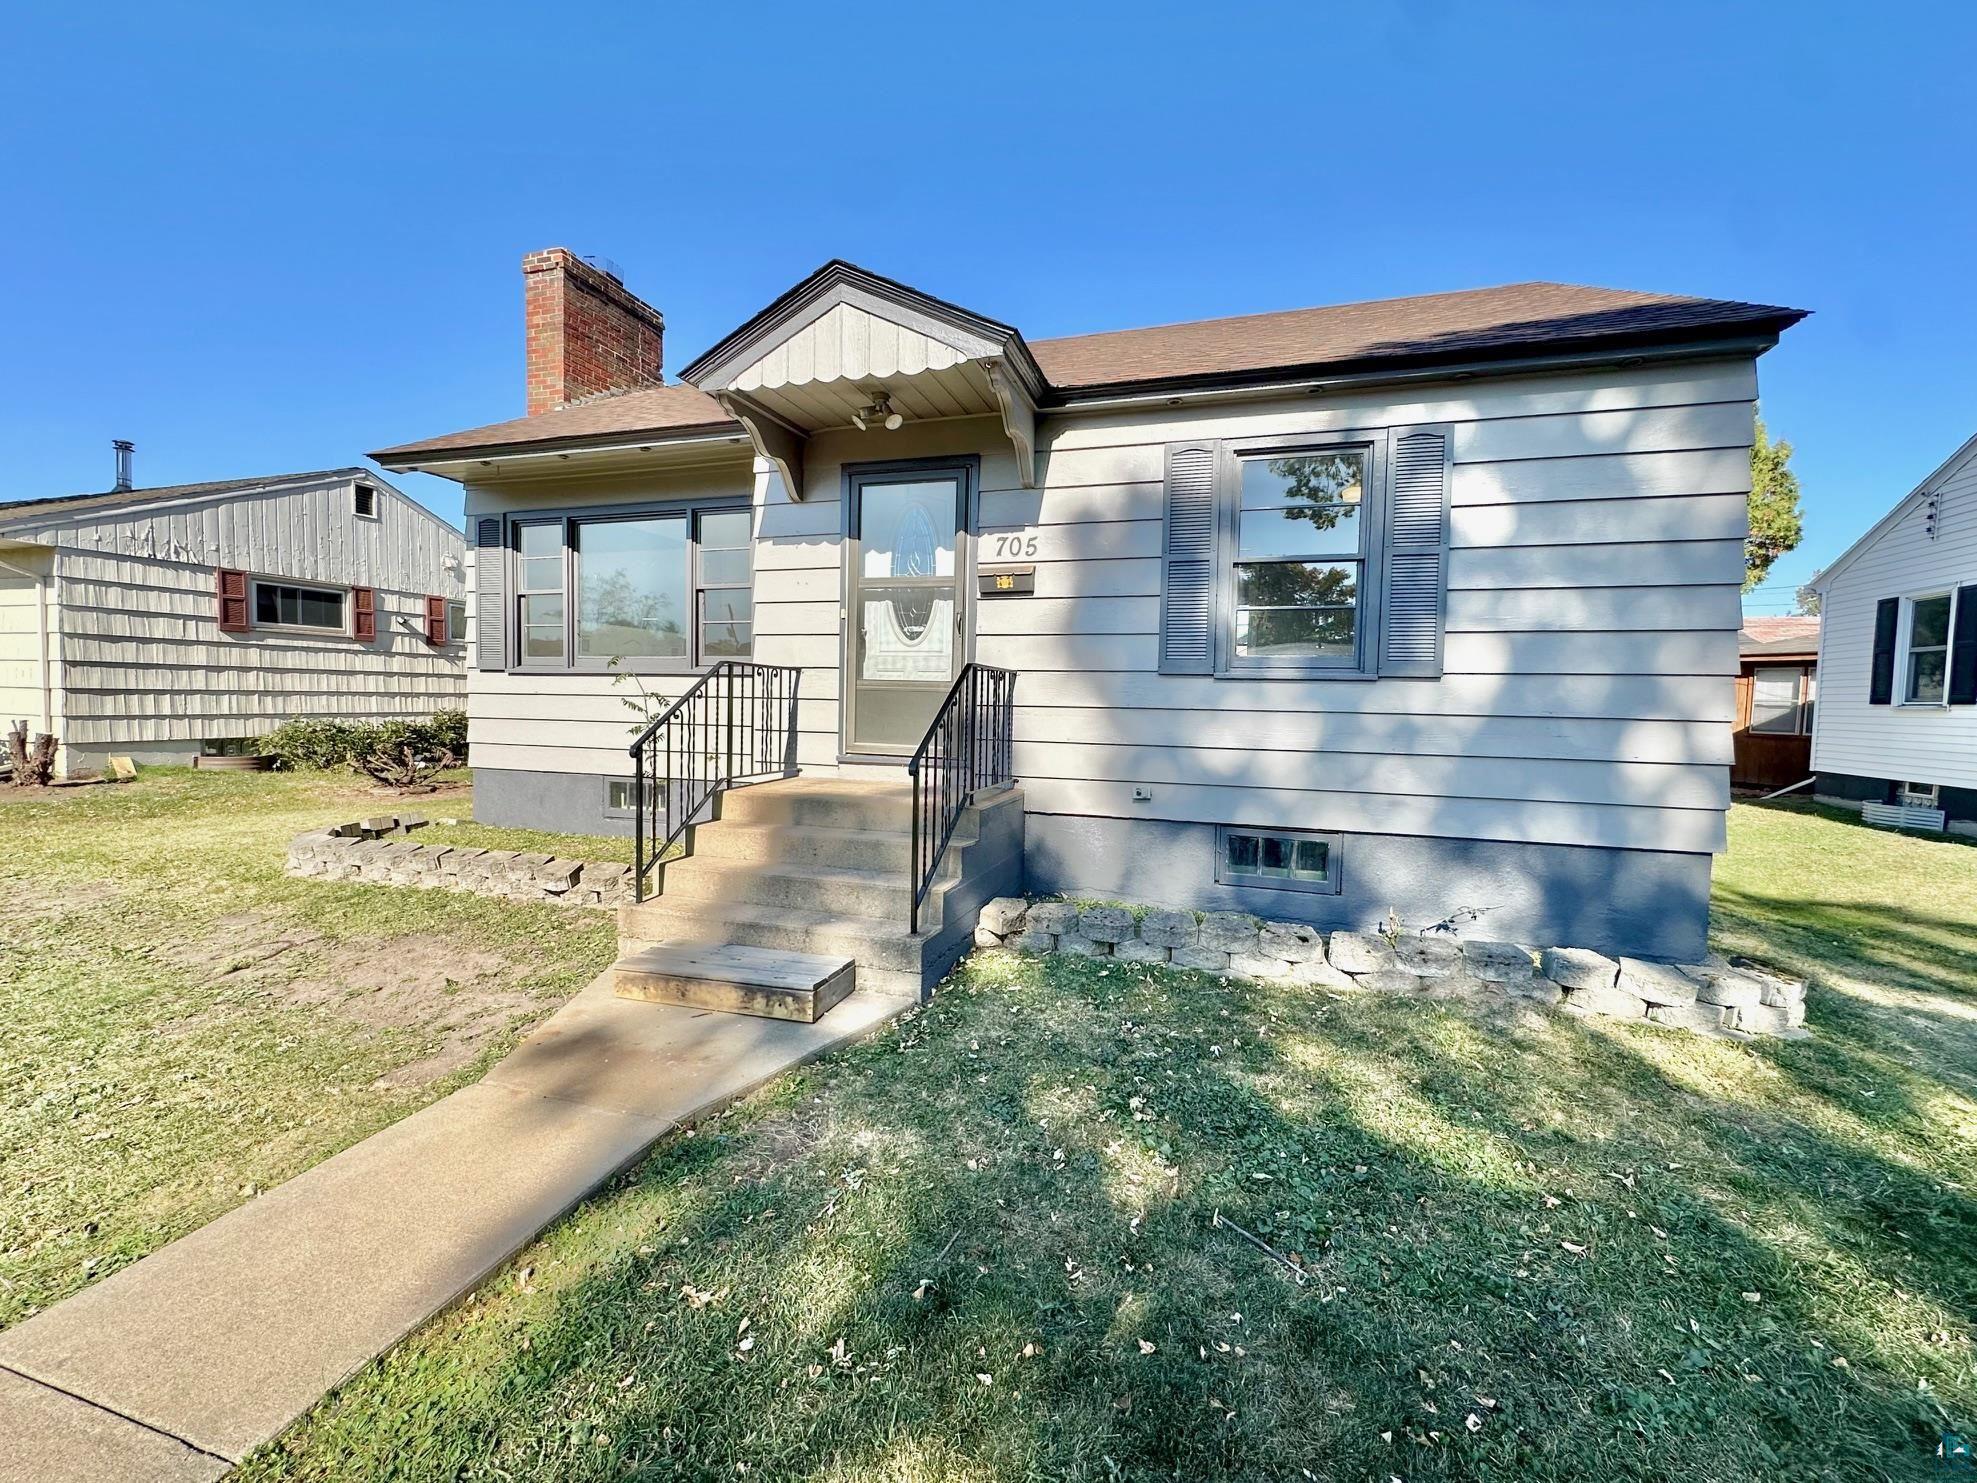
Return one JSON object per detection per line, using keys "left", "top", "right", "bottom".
{"left": 0, "top": 976, "right": 904, "bottom": 1481}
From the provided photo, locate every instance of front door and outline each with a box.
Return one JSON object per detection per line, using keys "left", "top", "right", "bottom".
{"left": 844, "top": 463, "right": 969, "bottom": 757}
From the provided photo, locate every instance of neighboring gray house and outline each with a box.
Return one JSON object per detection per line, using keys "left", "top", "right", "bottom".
{"left": 375, "top": 250, "right": 1806, "bottom": 963}
{"left": 1809, "top": 431, "right": 1977, "bottom": 834}
{"left": 0, "top": 461, "right": 467, "bottom": 774}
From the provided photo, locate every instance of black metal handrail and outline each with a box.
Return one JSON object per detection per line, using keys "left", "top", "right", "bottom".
{"left": 629, "top": 661, "right": 802, "bottom": 902}
{"left": 906, "top": 663, "right": 1016, "bottom": 933}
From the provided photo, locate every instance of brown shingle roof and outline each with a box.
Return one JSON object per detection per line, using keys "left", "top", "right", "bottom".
{"left": 1739, "top": 615, "right": 1821, "bottom": 658}
{"left": 373, "top": 279, "right": 1805, "bottom": 464}
{"left": 1029, "top": 281, "right": 1802, "bottom": 391}
{"left": 372, "top": 384, "right": 739, "bottom": 463}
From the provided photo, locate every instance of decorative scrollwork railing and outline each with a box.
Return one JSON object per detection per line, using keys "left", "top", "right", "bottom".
{"left": 629, "top": 661, "right": 802, "bottom": 902}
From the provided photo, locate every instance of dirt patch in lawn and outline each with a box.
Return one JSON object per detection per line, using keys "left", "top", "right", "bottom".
{"left": 156, "top": 917, "right": 546, "bottom": 1088}
{"left": 0, "top": 879, "right": 123, "bottom": 927}
{"left": 282, "top": 935, "right": 541, "bottom": 1087}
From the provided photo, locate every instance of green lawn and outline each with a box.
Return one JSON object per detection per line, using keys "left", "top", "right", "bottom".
{"left": 238, "top": 799, "right": 1976, "bottom": 1482}
{"left": 0, "top": 768, "right": 618, "bottom": 1329}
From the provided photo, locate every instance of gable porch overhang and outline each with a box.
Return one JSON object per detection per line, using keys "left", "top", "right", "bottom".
{"left": 679, "top": 261, "right": 1047, "bottom": 498}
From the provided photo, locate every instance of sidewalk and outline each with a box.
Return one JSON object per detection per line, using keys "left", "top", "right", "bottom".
{"left": 0, "top": 975, "right": 903, "bottom": 1481}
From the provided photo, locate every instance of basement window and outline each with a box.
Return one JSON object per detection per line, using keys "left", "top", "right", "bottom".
{"left": 353, "top": 484, "right": 379, "bottom": 519}
{"left": 1214, "top": 825, "right": 1343, "bottom": 895}
{"left": 603, "top": 778, "right": 639, "bottom": 816}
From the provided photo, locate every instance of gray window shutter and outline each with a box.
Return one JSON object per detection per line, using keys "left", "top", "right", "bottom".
{"left": 1868, "top": 597, "right": 1898, "bottom": 705}
{"left": 474, "top": 517, "right": 506, "bottom": 672}
{"left": 1159, "top": 442, "right": 1218, "bottom": 674}
{"left": 1378, "top": 425, "right": 1452, "bottom": 677}
{"left": 1949, "top": 585, "right": 1977, "bottom": 706}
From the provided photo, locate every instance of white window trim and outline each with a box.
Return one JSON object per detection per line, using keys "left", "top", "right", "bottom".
{"left": 1897, "top": 589, "right": 1956, "bottom": 707}
{"left": 251, "top": 577, "right": 351, "bottom": 636}
{"left": 353, "top": 483, "right": 381, "bottom": 520}
{"left": 446, "top": 599, "right": 467, "bottom": 647}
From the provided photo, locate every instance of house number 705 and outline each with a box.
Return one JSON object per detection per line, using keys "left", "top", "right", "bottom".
{"left": 990, "top": 534, "right": 1039, "bottom": 558}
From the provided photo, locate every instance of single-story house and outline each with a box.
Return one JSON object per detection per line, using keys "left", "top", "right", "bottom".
{"left": 1809, "top": 431, "right": 1977, "bottom": 834}
{"left": 1731, "top": 614, "right": 1820, "bottom": 791}
{"left": 374, "top": 249, "right": 1806, "bottom": 963}
{"left": 0, "top": 456, "right": 467, "bottom": 775}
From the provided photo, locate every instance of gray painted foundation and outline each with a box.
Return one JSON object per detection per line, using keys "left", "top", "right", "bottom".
{"left": 475, "top": 768, "right": 1713, "bottom": 961}
{"left": 1817, "top": 771, "right": 1977, "bottom": 827}
{"left": 1023, "top": 813, "right": 1712, "bottom": 962}
{"left": 475, "top": 766, "right": 634, "bottom": 837}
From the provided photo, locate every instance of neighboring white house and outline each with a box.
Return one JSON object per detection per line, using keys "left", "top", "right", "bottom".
{"left": 0, "top": 462, "right": 467, "bottom": 774}
{"left": 373, "top": 251, "right": 1807, "bottom": 961}
{"left": 1809, "top": 431, "right": 1977, "bottom": 835}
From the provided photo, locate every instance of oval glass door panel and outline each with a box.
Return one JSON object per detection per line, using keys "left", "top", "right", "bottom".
{"left": 848, "top": 474, "right": 963, "bottom": 755}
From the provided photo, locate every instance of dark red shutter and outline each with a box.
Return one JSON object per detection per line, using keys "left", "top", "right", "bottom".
{"left": 1868, "top": 597, "right": 1899, "bottom": 706}
{"left": 425, "top": 594, "right": 447, "bottom": 645}
{"left": 1949, "top": 585, "right": 1977, "bottom": 706}
{"left": 216, "top": 568, "right": 250, "bottom": 632}
{"left": 353, "top": 586, "right": 377, "bottom": 641}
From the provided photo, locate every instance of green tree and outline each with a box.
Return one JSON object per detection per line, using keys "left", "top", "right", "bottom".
{"left": 1747, "top": 414, "right": 1804, "bottom": 591}
{"left": 1795, "top": 571, "right": 1823, "bottom": 616}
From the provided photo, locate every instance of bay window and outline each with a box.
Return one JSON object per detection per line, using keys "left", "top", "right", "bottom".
{"left": 510, "top": 501, "right": 751, "bottom": 671}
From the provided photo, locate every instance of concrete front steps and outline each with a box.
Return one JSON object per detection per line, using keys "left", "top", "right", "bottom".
{"left": 615, "top": 776, "right": 1024, "bottom": 1004}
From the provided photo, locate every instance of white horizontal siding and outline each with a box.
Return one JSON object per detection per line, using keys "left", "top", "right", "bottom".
{"left": 1812, "top": 441, "right": 1977, "bottom": 788}
{"left": 464, "top": 366, "right": 1753, "bottom": 854}
{"left": 48, "top": 549, "right": 464, "bottom": 748}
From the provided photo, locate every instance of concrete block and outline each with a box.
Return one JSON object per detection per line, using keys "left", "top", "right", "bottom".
{"left": 1689, "top": 968, "right": 1765, "bottom": 1009}
{"left": 1541, "top": 946, "right": 1619, "bottom": 991}
{"left": 1007, "top": 930, "right": 1056, "bottom": 955}
{"left": 1618, "top": 957, "right": 1698, "bottom": 1008}
{"left": 974, "top": 925, "right": 1005, "bottom": 948}
{"left": 1054, "top": 933, "right": 1110, "bottom": 958}
{"left": 1026, "top": 901, "right": 1081, "bottom": 935}
{"left": 1078, "top": 905, "right": 1136, "bottom": 943}
{"left": 1354, "top": 969, "right": 1426, "bottom": 994}
{"left": 1137, "top": 908, "right": 1199, "bottom": 948}
{"left": 1394, "top": 935, "right": 1463, "bottom": 979}
{"left": 1171, "top": 945, "right": 1231, "bottom": 973}
{"left": 1198, "top": 911, "right": 1261, "bottom": 955}
{"left": 1113, "top": 937, "right": 1169, "bottom": 964}
{"left": 1228, "top": 953, "right": 1289, "bottom": 980}
{"left": 1328, "top": 931, "right": 1396, "bottom": 973}
{"left": 1647, "top": 1000, "right": 1735, "bottom": 1033}
{"left": 1735, "top": 1002, "right": 1802, "bottom": 1036}
{"left": 1287, "top": 959, "right": 1360, "bottom": 991}
{"left": 980, "top": 896, "right": 1028, "bottom": 935}
{"left": 1563, "top": 982, "right": 1648, "bottom": 1018}
{"left": 1259, "top": 921, "right": 1323, "bottom": 963}
{"left": 1462, "top": 939, "right": 1537, "bottom": 983}
{"left": 1505, "top": 978, "right": 1564, "bottom": 1007}
{"left": 534, "top": 860, "right": 583, "bottom": 892}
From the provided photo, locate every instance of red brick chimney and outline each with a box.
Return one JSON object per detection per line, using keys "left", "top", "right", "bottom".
{"left": 523, "top": 248, "right": 665, "bottom": 414}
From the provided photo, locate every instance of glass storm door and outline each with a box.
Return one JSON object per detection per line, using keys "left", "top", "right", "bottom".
{"left": 846, "top": 470, "right": 965, "bottom": 756}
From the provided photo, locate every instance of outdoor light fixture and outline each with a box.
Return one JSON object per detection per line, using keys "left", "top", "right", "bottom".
{"left": 851, "top": 391, "right": 905, "bottom": 432}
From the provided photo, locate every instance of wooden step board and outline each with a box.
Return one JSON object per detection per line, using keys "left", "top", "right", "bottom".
{"left": 611, "top": 942, "right": 856, "bottom": 1023}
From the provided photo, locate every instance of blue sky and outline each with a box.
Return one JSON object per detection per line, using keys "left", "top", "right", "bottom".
{"left": 3, "top": 3, "right": 1971, "bottom": 613}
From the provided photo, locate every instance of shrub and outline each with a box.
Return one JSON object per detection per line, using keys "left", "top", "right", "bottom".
{"left": 261, "top": 711, "right": 471, "bottom": 772}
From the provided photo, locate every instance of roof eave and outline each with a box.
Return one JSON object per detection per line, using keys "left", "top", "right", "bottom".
{"left": 1042, "top": 317, "right": 1805, "bottom": 407}
{"left": 371, "top": 420, "right": 748, "bottom": 471}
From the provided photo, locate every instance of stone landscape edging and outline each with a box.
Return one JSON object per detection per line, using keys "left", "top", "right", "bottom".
{"left": 285, "top": 815, "right": 630, "bottom": 910}
{"left": 975, "top": 896, "right": 1809, "bottom": 1040}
